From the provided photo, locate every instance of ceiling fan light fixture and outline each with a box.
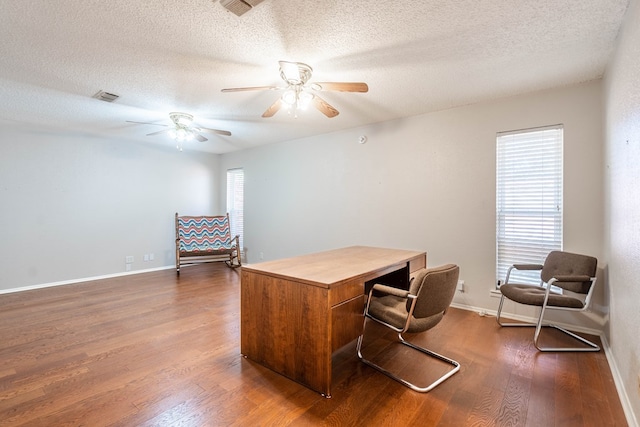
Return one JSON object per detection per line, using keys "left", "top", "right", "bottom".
{"left": 281, "top": 90, "right": 297, "bottom": 106}
{"left": 168, "top": 127, "right": 193, "bottom": 141}
{"left": 168, "top": 112, "right": 195, "bottom": 142}
{"left": 128, "top": 112, "right": 230, "bottom": 149}
{"left": 298, "top": 91, "right": 314, "bottom": 110}
{"left": 178, "top": 128, "right": 193, "bottom": 141}
{"left": 221, "top": 60, "right": 367, "bottom": 119}
{"left": 279, "top": 61, "right": 312, "bottom": 85}
{"left": 176, "top": 116, "right": 191, "bottom": 126}
{"left": 169, "top": 112, "right": 194, "bottom": 126}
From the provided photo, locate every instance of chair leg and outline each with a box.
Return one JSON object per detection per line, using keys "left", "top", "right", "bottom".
{"left": 225, "top": 237, "right": 242, "bottom": 268}
{"left": 495, "top": 294, "right": 533, "bottom": 327}
{"left": 533, "top": 305, "right": 600, "bottom": 352}
{"left": 496, "top": 295, "right": 600, "bottom": 352}
{"left": 356, "top": 316, "right": 460, "bottom": 392}
{"left": 224, "top": 251, "right": 242, "bottom": 268}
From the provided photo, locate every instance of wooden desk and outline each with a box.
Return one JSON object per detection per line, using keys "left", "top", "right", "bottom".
{"left": 240, "top": 246, "right": 426, "bottom": 397}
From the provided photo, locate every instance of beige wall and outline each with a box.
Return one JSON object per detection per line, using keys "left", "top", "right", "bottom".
{"left": 604, "top": 0, "right": 640, "bottom": 422}
{"left": 220, "top": 80, "right": 604, "bottom": 329}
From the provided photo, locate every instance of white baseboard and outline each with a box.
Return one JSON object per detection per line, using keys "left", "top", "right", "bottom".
{"left": 0, "top": 265, "right": 175, "bottom": 295}
{"left": 450, "top": 302, "right": 602, "bottom": 335}
{"left": 600, "top": 334, "right": 639, "bottom": 427}
{"left": 451, "top": 302, "right": 638, "bottom": 427}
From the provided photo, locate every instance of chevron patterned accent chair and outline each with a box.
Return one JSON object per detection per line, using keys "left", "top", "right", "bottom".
{"left": 175, "top": 213, "right": 241, "bottom": 273}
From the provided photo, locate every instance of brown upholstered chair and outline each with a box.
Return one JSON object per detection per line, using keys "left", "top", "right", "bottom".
{"left": 356, "top": 264, "right": 460, "bottom": 392}
{"left": 496, "top": 250, "right": 599, "bottom": 352}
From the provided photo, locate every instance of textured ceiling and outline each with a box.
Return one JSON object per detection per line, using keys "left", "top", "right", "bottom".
{"left": 0, "top": 0, "right": 630, "bottom": 153}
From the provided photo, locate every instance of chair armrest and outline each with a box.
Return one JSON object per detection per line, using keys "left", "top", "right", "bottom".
{"left": 512, "top": 264, "right": 544, "bottom": 270}
{"left": 371, "top": 284, "right": 411, "bottom": 299}
{"left": 503, "top": 263, "right": 544, "bottom": 286}
{"left": 551, "top": 275, "right": 593, "bottom": 283}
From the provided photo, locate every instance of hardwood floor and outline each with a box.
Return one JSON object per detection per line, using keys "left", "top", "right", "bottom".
{"left": 0, "top": 263, "right": 628, "bottom": 426}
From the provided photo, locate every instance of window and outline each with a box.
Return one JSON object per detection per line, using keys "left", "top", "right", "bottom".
{"left": 496, "top": 125, "right": 563, "bottom": 286}
{"left": 226, "top": 168, "right": 244, "bottom": 252}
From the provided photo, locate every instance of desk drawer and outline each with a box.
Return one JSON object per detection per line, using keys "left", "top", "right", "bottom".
{"left": 329, "top": 279, "right": 363, "bottom": 307}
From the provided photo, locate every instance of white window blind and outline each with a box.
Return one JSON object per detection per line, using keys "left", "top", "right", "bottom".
{"left": 496, "top": 125, "right": 563, "bottom": 286}
{"left": 226, "top": 168, "right": 244, "bottom": 251}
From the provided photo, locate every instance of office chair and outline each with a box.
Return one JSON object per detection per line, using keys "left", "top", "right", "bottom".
{"left": 356, "top": 264, "right": 460, "bottom": 392}
{"left": 496, "top": 250, "right": 599, "bottom": 351}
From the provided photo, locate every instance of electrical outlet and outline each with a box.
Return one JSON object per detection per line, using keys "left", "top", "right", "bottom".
{"left": 457, "top": 280, "right": 465, "bottom": 292}
{"left": 143, "top": 254, "right": 149, "bottom": 262}
{"left": 125, "top": 264, "right": 132, "bottom": 272}
{"left": 149, "top": 253, "right": 154, "bottom": 261}
{"left": 125, "top": 255, "right": 134, "bottom": 264}
{"left": 259, "top": 252, "right": 264, "bottom": 260}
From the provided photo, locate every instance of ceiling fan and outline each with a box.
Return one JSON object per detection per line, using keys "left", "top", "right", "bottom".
{"left": 127, "top": 112, "right": 231, "bottom": 150}
{"left": 221, "top": 61, "right": 368, "bottom": 118}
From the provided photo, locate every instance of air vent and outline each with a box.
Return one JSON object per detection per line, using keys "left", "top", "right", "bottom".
{"left": 219, "top": 0, "right": 265, "bottom": 16}
{"left": 92, "top": 90, "right": 119, "bottom": 102}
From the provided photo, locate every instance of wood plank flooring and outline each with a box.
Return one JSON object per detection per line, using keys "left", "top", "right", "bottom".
{"left": 0, "top": 263, "right": 628, "bottom": 426}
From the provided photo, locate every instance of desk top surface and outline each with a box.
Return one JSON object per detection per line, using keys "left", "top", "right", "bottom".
{"left": 241, "top": 246, "right": 425, "bottom": 287}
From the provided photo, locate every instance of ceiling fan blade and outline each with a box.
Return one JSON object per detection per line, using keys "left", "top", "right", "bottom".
{"left": 194, "top": 133, "right": 208, "bottom": 142}
{"left": 146, "top": 129, "right": 171, "bottom": 136}
{"left": 312, "top": 95, "right": 339, "bottom": 118}
{"left": 221, "top": 86, "right": 281, "bottom": 92}
{"left": 126, "top": 120, "right": 168, "bottom": 127}
{"left": 262, "top": 98, "right": 283, "bottom": 118}
{"left": 313, "top": 82, "right": 369, "bottom": 93}
{"left": 198, "top": 127, "right": 232, "bottom": 137}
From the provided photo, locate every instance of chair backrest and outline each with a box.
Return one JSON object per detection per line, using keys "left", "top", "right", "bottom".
{"left": 177, "top": 214, "right": 233, "bottom": 252}
{"left": 409, "top": 264, "right": 460, "bottom": 319}
{"left": 541, "top": 251, "right": 597, "bottom": 294}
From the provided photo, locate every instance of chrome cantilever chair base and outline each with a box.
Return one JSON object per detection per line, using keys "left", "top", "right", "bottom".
{"left": 496, "top": 294, "right": 600, "bottom": 352}
{"left": 356, "top": 265, "right": 461, "bottom": 392}
{"left": 356, "top": 329, "right": 460, "bottom": 392}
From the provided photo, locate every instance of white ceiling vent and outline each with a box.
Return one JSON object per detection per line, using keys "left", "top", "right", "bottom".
{"left": 219, "top": 0, "right": 265, "bottom": 17}
{"left": 92, "top": 90, "right": 119, "bottom": 102}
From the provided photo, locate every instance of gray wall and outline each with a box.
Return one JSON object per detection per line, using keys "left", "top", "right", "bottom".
{"left": 1, "top": 81, "right": 607, "bottom": 332}
{"left": 604, "top": 0, "right": 640, "bottom": 421}
{"left": 0, "top": 122, "right": 220, "bottom": 291}
{"left": 220, "top": 80, "right": 605, "bottom": 330}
